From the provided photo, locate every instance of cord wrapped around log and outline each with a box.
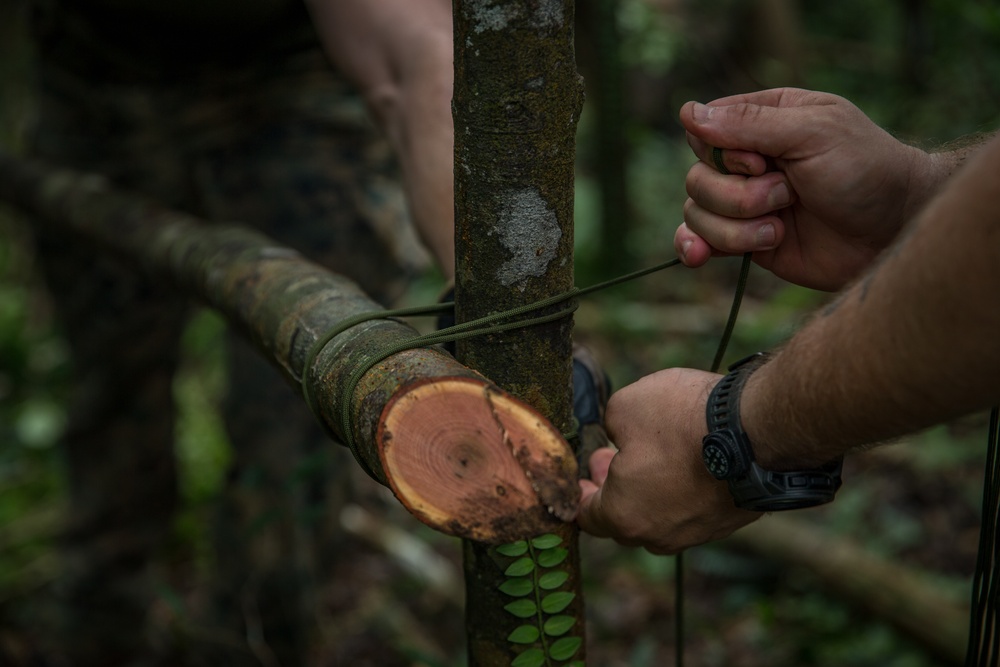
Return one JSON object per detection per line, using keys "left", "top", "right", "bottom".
{"left": 0, "top": 151, "right": 580, "bottom": 543}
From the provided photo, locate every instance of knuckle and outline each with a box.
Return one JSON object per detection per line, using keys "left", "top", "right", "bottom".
{"left": 732, "top": 195, "right": 756, "bottom": 219}
{"left": 684, "top": 165, "right": 704, "bottom": 200}
{"left": 682, "top": 196, "right": 698, "bottom": 219}
{"left": 731, "top": 102, "right": 764, "bottom": 124}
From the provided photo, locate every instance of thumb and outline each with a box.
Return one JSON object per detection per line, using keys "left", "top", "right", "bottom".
{"left": 680, "top": 97, "right": 833, "bottom": 160}
{"left": 576, "top": 480, "right": 613, "bottom": 538}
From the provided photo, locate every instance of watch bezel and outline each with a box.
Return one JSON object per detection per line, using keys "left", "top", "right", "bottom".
{"left": 701, "top": 429, "right": 751, "bottom": 480}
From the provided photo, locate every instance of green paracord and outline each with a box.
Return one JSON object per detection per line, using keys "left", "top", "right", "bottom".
{"left": 299, "top": 257, "right": 683, "bottom": 479}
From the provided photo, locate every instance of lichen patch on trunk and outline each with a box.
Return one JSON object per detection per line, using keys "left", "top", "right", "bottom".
{"left": 468, "top": 1, "right": 520, "bottom": 33}
{"left": 490, "top": 186, "right": 560, "bottom": 289}
{"left": 530, "top": 0, "right": 564, "bottom": 30}
{"left": 466, "top": 0, "right": 564, "bottom": 33}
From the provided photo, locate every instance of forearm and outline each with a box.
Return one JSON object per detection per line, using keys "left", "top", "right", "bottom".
{"left": 904, "top": 131, "right": 997, "bottom": 224}
{"left": 306, "top": 0, "right": 456, "bottom": 277}
{"left": 373, "top": 64, "right": 455, "bottom": 278}
{"left": 742, "top": 134, "right": 1000, "bottom": 468}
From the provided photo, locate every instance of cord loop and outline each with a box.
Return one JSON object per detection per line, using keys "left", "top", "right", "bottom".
{"left": 299, "top": 257, "right": 684, "bottom": 479}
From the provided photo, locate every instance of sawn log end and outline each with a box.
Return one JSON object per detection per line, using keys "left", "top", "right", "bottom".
{"left": 377, "top": 376, "right": 580, "bottom": 543}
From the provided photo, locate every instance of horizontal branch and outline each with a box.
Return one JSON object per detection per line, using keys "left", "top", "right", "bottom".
{"left": 0, "top": 151, "right": 579, "bottom": 543}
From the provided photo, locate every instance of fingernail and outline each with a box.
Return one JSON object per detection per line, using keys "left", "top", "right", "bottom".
{"left": 692, "top": 102, "right": 712, "bottom": 123}
{"left": 680, "top": 239, "right": 693, "bottom": 260}
{"left": 756, "top": 223, "right": 776, "bottom": 249}
{"left": 767, "top": 183, "right": 791, "bottom": 208}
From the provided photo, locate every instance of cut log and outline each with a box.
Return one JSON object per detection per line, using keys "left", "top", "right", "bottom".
{"left": 380, "top": 377, "right": 577, "bottom": 535}
{"left": 0, "top": 150, "right": 578, "bottom": 544}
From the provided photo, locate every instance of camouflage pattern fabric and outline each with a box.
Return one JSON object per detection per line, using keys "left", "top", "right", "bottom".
{"left": 29, "top": 4, "right": 429, "bottom": 665}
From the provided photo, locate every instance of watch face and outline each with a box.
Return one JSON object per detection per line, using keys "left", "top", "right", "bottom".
{"left": 702, "top": 438, "right": 732, "bottom": 480}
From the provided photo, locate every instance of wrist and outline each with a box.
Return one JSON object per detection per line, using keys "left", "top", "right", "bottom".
{"left": 738, "top": 359, "right": 792, "bottom": 469}
{"left": 736, "top": 351, "right": 840, "bottom": 471}
{"left": 903, "top": 135, "right": 993, "bottom": 223}
{"left": 702, "top": 353, "right": 843, "bottom": 512}
{"left": 899, "top": 145, "right": 950, "bottom": 227}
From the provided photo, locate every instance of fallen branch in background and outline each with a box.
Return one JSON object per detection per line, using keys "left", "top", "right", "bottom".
{"left": 727, "top": 513, "right": 969, "bottom": 665}
{"left": 340, "top": 503, "right": 464, "bottom": 609}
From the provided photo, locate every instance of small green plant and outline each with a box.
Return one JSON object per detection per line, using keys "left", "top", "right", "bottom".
{"left": 496, "top": 533, "right": 583, "bottom": 667}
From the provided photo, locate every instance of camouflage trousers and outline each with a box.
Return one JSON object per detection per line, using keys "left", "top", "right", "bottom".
{"left": 30, "top": 41, "right": 429, "bottom": 666}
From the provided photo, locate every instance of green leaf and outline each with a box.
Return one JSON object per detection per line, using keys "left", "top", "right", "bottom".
{"left": 507, "top": 624, "right": 540, "bottom": 644}
{"left": 536, "top": 547, "right": 568, "bottom": 568}
{"left": 504, "top": 557, "right": 536, "bottom": 577}
{"left": 566, "top": 663, "right": 585, "bottom": 667}
{"left": 530, "top": 533, "right": 562, "bottom": 550}
{"left": 498, "top": 577, "right": 535, "bottom": 597}
{"left": 540, "top": 591, "right": 576, "bottom": 614}
{"left": 504, "top": 599, "right": 538, "bottom": 618}
{"left": 511, "top": 648, "right": 546, "bottom": 667}
{"left": 547, "top": 636, "right": 582, "bottom": 661}
{"left": 537, "top": 570, "right": 569, "bottom": 590}
{"left": 496, "top": 541, "right": 529, "bottom": 557}
{"left": 543, "top": 615, "right": 575, "bottom": 637}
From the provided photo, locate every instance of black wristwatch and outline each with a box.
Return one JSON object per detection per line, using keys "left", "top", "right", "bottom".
{"left": 702, "top": 353, "right": 843, "bottom": 512}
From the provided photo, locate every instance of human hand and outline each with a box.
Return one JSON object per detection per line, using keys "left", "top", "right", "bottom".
{"left": 677, "top": 88, "right": 939, "bottom": 291}
{"left": 576, "top": 368, "right": 760, "bottom": 554}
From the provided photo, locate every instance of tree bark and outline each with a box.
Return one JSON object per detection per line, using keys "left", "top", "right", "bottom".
{"left": 452, "top": 1, "right": 587, "bottom": 665}
{"left": 0, "top": 150, "right": 579, "bottom": 544}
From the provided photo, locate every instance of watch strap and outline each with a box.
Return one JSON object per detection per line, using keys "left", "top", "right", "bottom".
{"left": 729, "top": 459, "right": 843, "bottom": 512}
{"left": 706, "top": 352, "right": 768, "bottom": 434}
{"left": 703, "top": 352, "right": 843, "bottom": 512}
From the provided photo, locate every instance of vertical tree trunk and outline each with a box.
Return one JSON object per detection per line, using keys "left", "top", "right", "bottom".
{"left": 452, "top": 1, "right": 586, "bottom": 665}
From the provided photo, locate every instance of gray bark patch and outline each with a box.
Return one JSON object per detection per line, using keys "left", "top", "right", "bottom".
{"left": 466, "top": 0, "right": 563, "bottom": 33}
{"left": 530, "top": 0, "right": 564, "bottom": 30}
{"left": 468, "top": 1, "right": 520, "bottom": 33}
{"left": 491, "top": 187, "right": 561, "bottom": 289}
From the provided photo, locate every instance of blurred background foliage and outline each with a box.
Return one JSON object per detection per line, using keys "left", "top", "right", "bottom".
{"left": 1, "top": 0, "right": 999, "bottom": 665}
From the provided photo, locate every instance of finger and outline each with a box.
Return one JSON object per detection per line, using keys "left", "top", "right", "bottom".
{"left": 685, "top": 161, "right": 794, "bottom": 219}
{"left": 675, "top": 222, "right": 724, "bottom": 267}
{"left": 587, "top": 447, "right": 616, "bottom": 486}
{"left": 687, "top": 132, "right": 770, "bottom": 177}
{"left": 701, "top": 86, "right": 822, "bottom": 109}
{"left": 680, "top": 92, "right": 839, "bottom": 159}
{"left": 683, "top": 198, "right": 785, "bottom": 256}
{"left": 576, "top": 482, "right": 613, "bottom": 538}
